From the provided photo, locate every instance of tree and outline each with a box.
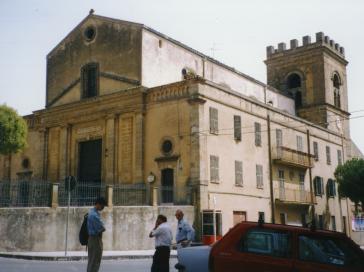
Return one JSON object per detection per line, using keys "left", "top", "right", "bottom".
{"left": 0, "top": 104, "right": 27, "bottom": 155}
{"left": 334, "top": 158, "right": 364, "bottom": 214}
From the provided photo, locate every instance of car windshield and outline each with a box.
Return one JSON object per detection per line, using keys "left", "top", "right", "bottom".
{"left": 299, "top": 235, "right": 364, "bottom": 267}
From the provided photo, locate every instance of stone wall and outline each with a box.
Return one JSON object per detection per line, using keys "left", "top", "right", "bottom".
{"left": 0, "top": 206, "right": 194, "bottom": 252}
{"left": 351, "top": 231, "right": 364, "bottom": 247}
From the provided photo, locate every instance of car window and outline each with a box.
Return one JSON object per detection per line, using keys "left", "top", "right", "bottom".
{"left": 298, "top": 235, "right": 364, "bottom": 268}
{"left": 241, "top": 229, "right": 291, "bottom": 258}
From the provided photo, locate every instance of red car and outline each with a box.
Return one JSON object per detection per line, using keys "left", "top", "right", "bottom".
{"left": 176, "top": 221, "right": 364, "bottom": 272}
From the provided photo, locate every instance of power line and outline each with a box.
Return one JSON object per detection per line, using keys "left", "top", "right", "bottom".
{"left": 152, "top": 113, "right": 364, "bottom": 140}
{"left": 198, "top": 114, "right": 364, "bottom": 137}
{"left": 193, "top": 109, "right": 364, "bottom": 135}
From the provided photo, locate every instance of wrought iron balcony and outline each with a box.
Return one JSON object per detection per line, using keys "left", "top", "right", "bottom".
{"left": 272, "top": 146, "right": 314, "bottom": 169}
{"left": 274, "top": 187, "right": 316, "bottom": 205}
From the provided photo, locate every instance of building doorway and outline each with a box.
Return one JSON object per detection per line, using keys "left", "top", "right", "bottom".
{"left": 78, "top": 139, "right": 102, "bottom": 183}
{"left": 233, "top": 211, "right": 247, "bottom": 226}
{"left": 161, "top": 168, "right": 174, "bottom": 204}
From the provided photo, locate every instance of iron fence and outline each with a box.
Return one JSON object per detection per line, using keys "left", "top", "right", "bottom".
{"left": 58, "top": 181, "right": 106, "bottom": 206}
{"left": 0, "top": 180, "right": 195, "bottom": 207}
{"left": 0, "top": 180, "right": 52, "bottom": 207}
{"left": 159, "top": 186, "right": 193, "bottom": 205}
{"left": 113, "top": 183, "right": 148, "bottom": 206}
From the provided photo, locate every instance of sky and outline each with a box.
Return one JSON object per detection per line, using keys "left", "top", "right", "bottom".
{"left": 0, "top": 0, "right": 363, "bottom": 151}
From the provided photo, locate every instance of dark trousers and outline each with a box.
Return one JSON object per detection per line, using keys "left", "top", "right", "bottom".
{"left": 151, "top": 246, "right": 170, "bottom": 272}
{"left": 87, "top": 235, "right": 103, "bottom": 272}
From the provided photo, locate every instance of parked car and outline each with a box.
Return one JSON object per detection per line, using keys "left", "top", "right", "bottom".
{"left": 176, "top": 221, "right": 364, "bottom": 272}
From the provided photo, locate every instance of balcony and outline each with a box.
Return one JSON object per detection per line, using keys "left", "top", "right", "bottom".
{"left": 272, "top": 146, "right": 314, "bottom": 169}
{"left": 274, "top": 187, "right": 315, "bottom": 205}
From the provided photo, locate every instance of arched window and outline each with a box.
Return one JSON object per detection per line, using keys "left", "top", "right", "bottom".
{"left": 333, "top": 74, "right": 340, "bottom": 89}
{"left": 287, "top": 73, "right": 301, "bottom": 89}
{"left": 286, "top": 73, "right": 302, "bottom": 108}
{"left": 333, "top": 74, "right": 341, "bottom": 108}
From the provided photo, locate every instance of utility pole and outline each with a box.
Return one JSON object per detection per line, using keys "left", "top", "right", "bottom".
{"left": 306, "top": 129, "right": 315, "bottom": 227}
{"left": 267, "top": 115, "right": 275, "bottom": 224}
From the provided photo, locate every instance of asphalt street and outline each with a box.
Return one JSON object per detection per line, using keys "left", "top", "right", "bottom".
{"left": 0, "top": 257, "right": 178, "bottom": 272}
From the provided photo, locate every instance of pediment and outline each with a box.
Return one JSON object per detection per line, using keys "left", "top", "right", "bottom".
{"left": 47, "top": 14, "right": 143, "bottom": 60}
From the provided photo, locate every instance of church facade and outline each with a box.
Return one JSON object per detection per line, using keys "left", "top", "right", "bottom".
{"left": 1, "top": 12, "right": 362, "bottom": 240}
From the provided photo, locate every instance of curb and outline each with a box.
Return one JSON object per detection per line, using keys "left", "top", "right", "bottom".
{"left": 0, "top": 253, "right": 177, "bottom": 261}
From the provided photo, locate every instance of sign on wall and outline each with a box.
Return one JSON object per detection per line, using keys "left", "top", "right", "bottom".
{"left": 352, "top": 217, "right": 364, "bottom": 231}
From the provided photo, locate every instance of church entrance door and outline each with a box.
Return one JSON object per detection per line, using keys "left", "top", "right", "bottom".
{"left": 78, "top": 139, "right": 102, "bottom": 183}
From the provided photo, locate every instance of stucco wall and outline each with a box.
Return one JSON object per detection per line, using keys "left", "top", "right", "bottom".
{"left": 141, "top": 30, "right": 295, "bottom": 116}
{"left": 0, "top": 206, "right": 194, "bottom": 252}
{"left": 197, "top": 82, "right": 349, "bottom": 233}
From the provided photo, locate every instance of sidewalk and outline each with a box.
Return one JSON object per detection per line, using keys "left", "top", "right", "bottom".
{"left": 0, "top": 250, "right": 177, "bottom": 261}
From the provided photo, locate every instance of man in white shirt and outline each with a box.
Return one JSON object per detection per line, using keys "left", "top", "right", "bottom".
{"left": 149, "top": 214, "right": 173, "bottom": 272}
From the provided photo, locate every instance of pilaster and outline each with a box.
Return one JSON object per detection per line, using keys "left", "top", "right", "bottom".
{"left": 105, "top": 115, "right": 116, "bottom": 184}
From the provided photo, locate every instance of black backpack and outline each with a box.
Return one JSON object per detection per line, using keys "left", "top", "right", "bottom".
{"left": 79, "top": 213, "right": 89, "bottom": 246}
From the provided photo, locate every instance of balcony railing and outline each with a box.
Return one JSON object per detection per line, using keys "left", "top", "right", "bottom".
{"left": 272, "top": 146, "right": 314, "bottom": 168}
{"left": 158, "top": 186, "right": 193, "bottom": 205}
{"left": 274, "top": 187, "right": 315, "bottom": 205}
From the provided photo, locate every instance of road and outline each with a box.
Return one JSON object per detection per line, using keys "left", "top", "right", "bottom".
{"left": 0, "top": 257, "right": 178, "bottom": 272}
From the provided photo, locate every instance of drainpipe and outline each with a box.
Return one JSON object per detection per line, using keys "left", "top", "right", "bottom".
{"left": 267, "top": 114, "right": 275, "bottom": 223}
{"left": 306, "top": 129, "right": 315, "bottom": 227}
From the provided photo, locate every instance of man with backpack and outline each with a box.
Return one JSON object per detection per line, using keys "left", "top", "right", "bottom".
{"left": 87, "top": 197, "right": 107, "bottom": 272}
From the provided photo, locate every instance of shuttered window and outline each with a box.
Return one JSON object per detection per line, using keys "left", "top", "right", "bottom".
{"left": 81, "top": 63, "right": 99, "bottom": 98}
{"left": 331, "top": 216, "right": 336, "bottom": 231}
{"left": 255, "top": 122, "right": 261, "bottom": 146}
{"left": 318, "top": 214, "right": 324, "bottom": 229}
{"left": 297, "top": 135, "right": 303, "bottom": 151}
{"left": 313, "top": 141, "right": 319, "bottom": 161}
{"left": 326, "top": 146, "right": 331, "bottom": 165}
{"left": 314, "top": 176, "right": 324, "bottom": 196}
{"left": 337, "top": 150, "right": 342, "bottom": 166}
{"left": 210, "top": 155, "right": 219, "bottom": 182}
{"left": 235, "top": 160, "right": 243, "bottom": 186}
{"left": 209, "top": 107, "right": 218, "bottom": 134}
{"left": 327, "top": 179, "right": 336, "bottom": 197}
{"left": 256, "top": 164, "right": 263, "bottom": 188}
{"left": 234, "top": 115, "right": 241, "bottom": 141}
{"left": 276, "top": 129, "right": 282, "bottom": 147}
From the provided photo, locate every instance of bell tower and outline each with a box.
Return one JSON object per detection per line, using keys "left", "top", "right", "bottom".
{"left": 265, "top": 32, "right": 350, "bottom": 139}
